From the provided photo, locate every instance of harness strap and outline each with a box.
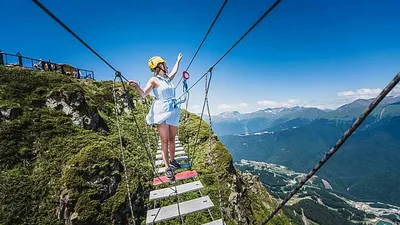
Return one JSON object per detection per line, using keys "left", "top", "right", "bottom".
{"left": 175, "top": 79, "right": 188, "bottom": 107}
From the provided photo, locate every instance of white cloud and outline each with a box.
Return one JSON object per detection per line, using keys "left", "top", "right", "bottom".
{"left": 302, "top": 104, "right": 331, "bottom": 110}
{"left": 256, "top": 99, "right": 297, "bottom": 108}
{"left": 255, "top": 98, "right": 333, "bottom": 110}
{"left": 391, "top": 85, "right": 400, "bottom": 96}
{"left": 329, "top": 86, "right": 400, "bottom": 109}
{"left": 210, "top": 85, "right": 400, "bottom": 116}
{"left": 337, "top": 88, "right": 381, "bottom": 98}
{"left": 337, "top": 91, "right": 354, "bottom": 96}
{"left": 335, "top": 86, "right": 400, "bottom": 104}
{"left": 217, "top": 103, "right": 248, "bottom": 110}
{"left": 218, "top": 104, "right": 234, "bottom": 109}
{"left": 188, "top": 104, "right": 201, "bottom": 113}
{"left": 287, "top": 99, "right": 300, "bottom": 104}
{"left": 257, "top": 100, "right": 281, "bottom": 107}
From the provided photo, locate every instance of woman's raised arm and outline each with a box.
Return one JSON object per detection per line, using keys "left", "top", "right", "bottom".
{"left": 168, "top": 53, "right": 183, "bottom": 81}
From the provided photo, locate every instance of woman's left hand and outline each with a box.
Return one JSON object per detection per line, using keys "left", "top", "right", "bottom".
{"left": 177, "top": 53, "right": 183, "bottom": 61}
{"left": 128, "top": 80, "right": 138, "bottom": 87}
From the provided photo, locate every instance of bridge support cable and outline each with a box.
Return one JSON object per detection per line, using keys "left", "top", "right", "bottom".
{"left": 178, "top": 0, "right": 283, "bottom": 99}
{"left": 177, "top": 0, "right": 229, "bottom": 87}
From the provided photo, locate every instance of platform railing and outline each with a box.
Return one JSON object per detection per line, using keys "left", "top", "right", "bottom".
{"left": 0, "top": 51, "right": 95, "bottom": 80}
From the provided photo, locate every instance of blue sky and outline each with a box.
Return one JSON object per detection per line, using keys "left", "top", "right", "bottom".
{"left": 2, "top": 0, "right": 400, "bottom": 115}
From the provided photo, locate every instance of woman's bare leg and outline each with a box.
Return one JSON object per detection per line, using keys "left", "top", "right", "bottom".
{"left": 169, "top": 125, "right": 178, "bottom": 161}
{"left": 157, "top": 122, "right": 170, "bottom": 168}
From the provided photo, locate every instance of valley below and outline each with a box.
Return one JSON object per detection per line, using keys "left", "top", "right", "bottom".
{"left": 213, "top": 96, "right": 400, "bottom": 225}
{"left": 235, "top": 159, "right": 400, "bottom": 225}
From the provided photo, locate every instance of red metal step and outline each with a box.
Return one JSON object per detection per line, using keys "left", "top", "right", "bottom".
{"left": 153, "top": 170, "right": 197, "bottom": 186}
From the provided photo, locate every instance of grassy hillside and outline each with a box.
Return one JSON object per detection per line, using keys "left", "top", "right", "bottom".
{"left": 0, "top": 67, "right": 290, "bottom": 225}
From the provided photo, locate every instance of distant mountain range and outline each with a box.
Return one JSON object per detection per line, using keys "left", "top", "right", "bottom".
{"left": 208, "top": 96, "right": 400, "bottom": 136}
{"left": 206, "top": 107, "right": 326, "bottom": 136}
{"left": 217, "top": 96, "right": 400, "bottom": 207}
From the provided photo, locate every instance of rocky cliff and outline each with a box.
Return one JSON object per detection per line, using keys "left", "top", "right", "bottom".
{"left": 0, "top": 66, "right": 291, "bottom": 225}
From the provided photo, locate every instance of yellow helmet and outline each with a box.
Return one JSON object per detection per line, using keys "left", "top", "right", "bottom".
{"left": 148, "top": 56, "right": 166, "bottom": 72}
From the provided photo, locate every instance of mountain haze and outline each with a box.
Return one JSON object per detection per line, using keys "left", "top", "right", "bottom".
{"left": 208, "top": 106, "right": 328, "bottom": 136}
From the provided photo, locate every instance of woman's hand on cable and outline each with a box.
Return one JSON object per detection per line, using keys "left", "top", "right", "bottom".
{"left": 128, "top": 80, "right": 138, "bottom": 87}
{"left": 177, "top": 53, "right": 183, "bottom": 61}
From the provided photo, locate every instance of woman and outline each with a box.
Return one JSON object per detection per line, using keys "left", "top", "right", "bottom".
{"left": 128, "top": 53, "right": 183, "bottom": 180}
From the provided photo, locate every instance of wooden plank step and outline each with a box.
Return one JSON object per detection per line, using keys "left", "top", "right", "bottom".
{"left": 157, "top": 146, "right": 184, "bottom": 153}
{"left": 158, "top": 142, "right": 182, "bottom": 147}
{"left": 157, "top": 136, "right": 178, "bottom": 140}
{"left": 155, "top": 156, "right": 188, "bottom": 166}
{"left": 203, "top": 219, "right": 225, "bottom": 225}
{"left": 158, "top": 138, "right": 179, "bottom": 143}
{"left": 153, "top": 170, "right": 197, "bottom": 186}
{"left": 156, "top": 162, "right": 191, "bottom": 174}
{"left": 146, "top": 196, "right": 214, "bottom": 224}
{"left": 158, "top": 136, "right": 179, "bottom": 142}
{"left": 157, "top": 146, "right": 184, "bottom": 152}
{"left": 159, "top": 137, "right": 180, "bottom": 141}
{"left": 158, "top": 140, "right": 181, "bottom": 143}
{"left": 156, "top": 151, "right": 185, "bottom": 159}
{"left": 149, "top": 181, "right": 203, "bottom": 201}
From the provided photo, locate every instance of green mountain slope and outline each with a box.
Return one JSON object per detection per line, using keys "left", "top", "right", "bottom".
{"left": 235, "top": 160, "right": 400, "bottom": 225}
{"left": 0, "top": 67, "right": 290, "bottom": 225}
{"left": 321, "top": 97, "right": 400, "bottom": 121}
{"left": 220, "top": 115, "right": 400, "bottom": 206}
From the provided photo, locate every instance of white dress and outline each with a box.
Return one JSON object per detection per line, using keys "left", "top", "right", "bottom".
{"left": 146, "top": 75, "right": 181, "bottom": 127}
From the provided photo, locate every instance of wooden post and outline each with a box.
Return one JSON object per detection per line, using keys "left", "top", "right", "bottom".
{"left": 16, "top": 52, "right": 23, "bottom": 67}
{"left": 0, "top": 50, "right": 4, "bottom": 66}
